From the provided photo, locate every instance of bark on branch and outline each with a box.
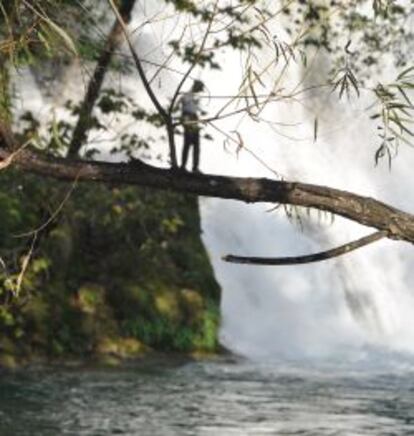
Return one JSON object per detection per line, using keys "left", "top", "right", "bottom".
{"left": 1, "top": 148, "right": 414, "bottom": 246}
{"left": 223, "top": 231, "right": 388, "bottom": 265}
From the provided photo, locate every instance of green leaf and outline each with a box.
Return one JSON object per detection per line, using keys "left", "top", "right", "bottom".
{"left": 347, "top": 71, "right": 360, "bottom": 97}
{"left": 44, "top": 18, "right": 78, "bottom": 56}
{"left": 339, "top": 76, "right": 348, "bottom": 99}
{"left": 397, "top": 66, "right": 414, "bottom": 81}
{"left": 396, "top": 85, "right": 413, "bottom": 106}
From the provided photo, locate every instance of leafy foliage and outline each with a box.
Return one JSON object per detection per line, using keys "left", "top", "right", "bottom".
{"left": 0, "top": 170, "right": 220, "bottom": 361}
{"left": 371, "top": 68, "right": 414, "bottom": 166}
{"left": 331, "top": 63, "right": 360, "bottom": 100}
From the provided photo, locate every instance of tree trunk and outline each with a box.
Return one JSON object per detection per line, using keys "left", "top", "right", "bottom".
{"left": 67, "top": 0, "right": 137, "bottom": 158}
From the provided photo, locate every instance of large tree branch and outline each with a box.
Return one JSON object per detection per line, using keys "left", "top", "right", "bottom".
{"left": 67, "top": 0, "right": 137, "bottom": 158}
{"left": 1, "top": 148, "right": 414, "bottom": 246}
{"left": 223, "top": 231, "right": 388, "bottom": 265}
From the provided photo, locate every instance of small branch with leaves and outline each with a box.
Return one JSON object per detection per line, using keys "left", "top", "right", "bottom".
{"left": 331, "top": 64, "right": 360, "bottom": 100}
{"left": 371, "top": 67, "right": 414, "bottom": 167}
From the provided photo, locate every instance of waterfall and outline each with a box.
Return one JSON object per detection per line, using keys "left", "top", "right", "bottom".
{"left": 199, "top": 45, "right": 414, "bottom": 362}
{"left": 13, "top": 0, "right": 414, "bottom": 362}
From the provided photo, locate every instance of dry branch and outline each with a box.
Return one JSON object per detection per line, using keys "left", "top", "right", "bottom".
{"left": 223, "top": 230, "right": 388, "bottom": 265}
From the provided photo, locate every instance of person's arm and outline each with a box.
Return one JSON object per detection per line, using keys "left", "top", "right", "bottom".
{"left": 196, "top": 97, "right": 207, "bottom": 116}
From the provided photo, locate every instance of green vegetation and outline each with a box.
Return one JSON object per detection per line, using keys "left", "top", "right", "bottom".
{"left": 0, "top": 170, "right": 220, "bottom": 367}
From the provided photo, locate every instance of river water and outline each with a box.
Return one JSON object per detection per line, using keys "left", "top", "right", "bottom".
{"left": 1, "top": 355, "right": 414, "bottom": 436}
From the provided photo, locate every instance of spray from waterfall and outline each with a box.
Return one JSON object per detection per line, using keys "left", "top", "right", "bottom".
{"left": 198, "top": 3, "right": 414, "bottom": 361}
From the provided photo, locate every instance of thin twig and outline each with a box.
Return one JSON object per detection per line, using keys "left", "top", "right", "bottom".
{"left": 0, "top": 138, "right": 32, "bottom": 169}
{"left": 14, "top": 233, "right": 37, "bottom": 297}
{"left": 107, "top": 0, "right": 178, "bottom": 167}
{"left": 14, "top": 172, "right": 81, "bottom": 238}
{"left": 168, "top": 0, "right": 219, "bottom": 115}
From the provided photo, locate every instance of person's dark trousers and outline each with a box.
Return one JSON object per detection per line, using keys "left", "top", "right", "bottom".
{"left": 181, "top": 114, "right": 200, "bottom": 171}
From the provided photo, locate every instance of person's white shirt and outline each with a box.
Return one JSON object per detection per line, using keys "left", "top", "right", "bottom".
{"left": 180, "top": 91, "right": 199, "bottom": 116}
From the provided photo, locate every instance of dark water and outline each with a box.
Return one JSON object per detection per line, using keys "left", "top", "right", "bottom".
{"left": 1, "top": 356, "right": 414, "bottom": 435}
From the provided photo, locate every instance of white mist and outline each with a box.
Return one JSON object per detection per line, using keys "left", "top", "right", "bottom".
{"left": 199, "top": 45, "right": 414, "bottom": 361}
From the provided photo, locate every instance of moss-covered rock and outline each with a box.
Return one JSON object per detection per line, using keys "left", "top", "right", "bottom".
{"left": 95, "top": 336, "right": 148, "bottom": 358}
{"left": 0, "top": 171, "right": 221, "bottom": 365}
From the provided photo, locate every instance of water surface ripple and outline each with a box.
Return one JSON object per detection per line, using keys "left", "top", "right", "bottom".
{"left": 1, "top": 357, "right": 414, "bottom": 435}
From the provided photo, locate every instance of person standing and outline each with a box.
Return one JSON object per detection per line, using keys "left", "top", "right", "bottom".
{"left": 180, "top": 80, "right": 204, "bottom": 172}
